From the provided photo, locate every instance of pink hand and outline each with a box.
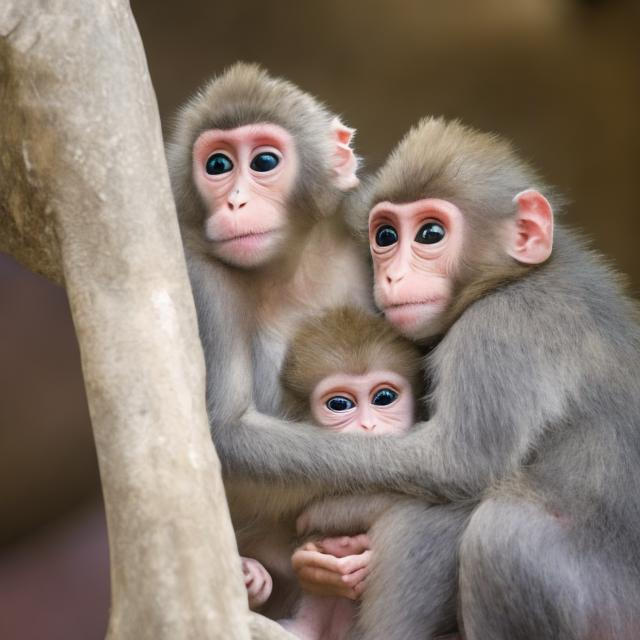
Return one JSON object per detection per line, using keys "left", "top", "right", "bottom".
{"left": 241, "top": 557, "right": 273, "bottom": 610}
{"left": 291, "top": 537, "right": 371, "bottom": 600}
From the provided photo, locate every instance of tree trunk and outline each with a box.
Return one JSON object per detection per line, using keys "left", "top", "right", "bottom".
{"left": 0, "top": 2, "right": 293, "bottom": 638}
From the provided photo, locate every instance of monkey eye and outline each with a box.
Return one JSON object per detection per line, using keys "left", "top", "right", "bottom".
{"left": 326, "top": 396, "right": 355, "bottom": 412}
{"left": 250, "top": 152, "right": 280, "bottom": 172}
{"left": 205, "top": 153, "right": 233, "bottom": 175}
{"left": 415, "top": 222, "right": 445, "bottom": 244}
{"left": 371, "top": 388, "right": 398, "bottom": 406}
{"left": 375, "top": 225, "right": 398, "bottom": 247}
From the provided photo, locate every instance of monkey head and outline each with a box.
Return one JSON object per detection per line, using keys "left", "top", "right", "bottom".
{"left": 281, "top": 307, "right": 422, "bottom": 434}
{"left": 168, "top": 63, "right": 360, "bottom": 269}
{"left": 366, "top": 117, "right": 555, "bottom": 341}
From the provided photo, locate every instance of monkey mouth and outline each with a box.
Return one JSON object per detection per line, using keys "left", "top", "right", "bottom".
{"left": 383, "top": 299, "right": 446, "bottom": 331}
{"left": 384, "top": 299, "right": 445, "bottom": 312}
{"left": 215, "top": 229, "right": 279, "bottom": 244}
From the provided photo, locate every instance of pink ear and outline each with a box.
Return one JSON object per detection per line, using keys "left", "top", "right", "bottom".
{"left": 507, "top": 189, "right": 554, "bottom": 265}
{"left": 330, "top": 116, "right": 359, "bottom": 191}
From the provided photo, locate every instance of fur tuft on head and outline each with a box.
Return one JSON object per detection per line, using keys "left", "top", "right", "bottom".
{"left": 167, "top": 63, "right": 357, "bottom": 226}
{"left": 361, "top": 117, "right": 557, "bottom": 237}
{"left": 281, "top": 306, "right": 423, "bottom": 419}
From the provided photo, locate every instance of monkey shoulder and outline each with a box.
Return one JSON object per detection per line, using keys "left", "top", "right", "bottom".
{"left": 431, "top": 236, "right": 640, "bottom": 423}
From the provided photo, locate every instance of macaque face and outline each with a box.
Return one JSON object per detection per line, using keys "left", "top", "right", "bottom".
{"left": 310, "top": 370, "right": 414, "bottom": 435}
{"left": 192, "top": 123, "right": 299, "bottom": 268}
{"left": 369, "top": 198, "right": 465, "bottom": 340}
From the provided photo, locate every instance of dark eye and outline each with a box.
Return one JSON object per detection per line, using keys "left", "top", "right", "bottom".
{"left": 250, "top": 152, "right": 280, "bottom": 172}
{"left": 375, "top": 225, "right": 398, "bottom": 247}
{"left": 326, "top": 396, "right": 355, "bottom": 412}
{"left": 205, "top": 153, "right": 233, "bottom": 175}
{"left": 415, "top": 222, "right": 445, "bottom": 244}
{"left": 372, "top": 388, "right": 398, "bottom": 406}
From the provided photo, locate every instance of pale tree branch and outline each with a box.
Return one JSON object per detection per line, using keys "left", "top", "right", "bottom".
{"left": 0, "top": 2, "right": 293, "bottom": 638}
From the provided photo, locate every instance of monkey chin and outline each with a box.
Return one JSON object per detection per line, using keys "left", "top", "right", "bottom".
{"left": 383, "top": 299, "right": 447, "bottom": 341}
{"left": 210, "top": 229, "right": 286, "bottom": 269}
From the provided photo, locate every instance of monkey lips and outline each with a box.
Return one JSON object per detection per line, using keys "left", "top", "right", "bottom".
{"left": 209, "top": 227, "right": 286, "bottom": 267}
{"left": 382, "top": 298, "right": 448, "bottom": 337}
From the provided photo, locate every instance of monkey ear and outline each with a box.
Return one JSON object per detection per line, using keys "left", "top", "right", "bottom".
{"left": 330, "top": 117, "right": 360, "bottom": 191}
{"left": 507, "top": 189, "right": 554, "bottom": 265}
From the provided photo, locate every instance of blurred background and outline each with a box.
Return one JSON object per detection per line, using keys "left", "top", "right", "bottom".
{"left": 1, "top": 1, "right": 638, "bottom": 637}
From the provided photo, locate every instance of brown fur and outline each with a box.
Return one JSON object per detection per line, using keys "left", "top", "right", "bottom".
{"left": 281, "top": 306, "right": 423, "bottom": 419}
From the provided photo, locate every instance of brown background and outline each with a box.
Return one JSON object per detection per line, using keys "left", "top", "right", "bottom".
{"left": 1, "top": 1, "right": 638, "bottom": 638}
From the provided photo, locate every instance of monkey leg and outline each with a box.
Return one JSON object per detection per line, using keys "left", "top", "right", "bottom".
{"left": 459, "top": 496, "right": 640, "bottom": 640}
{"left": 350, "top": 500, "right": 473, "bottom": 640}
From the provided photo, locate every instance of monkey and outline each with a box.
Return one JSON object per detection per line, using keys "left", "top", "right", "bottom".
{"left": 271, "top": 306, "right": 422, "bottom": 640}
{"left": 190, "top": 113, "right": 640, "bottom": 639}
{"left": 238, "top": 306, "right": 424, "bottom": 638}
{"left": 166, "top": 63, "right": 374, "bottom": 617}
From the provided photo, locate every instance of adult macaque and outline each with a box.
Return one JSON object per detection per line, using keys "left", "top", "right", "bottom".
{"left": 167, "top": 63, "right": 372, "bottom": 615}
{"left": 210, "top": 116, "right": 640, "bottom": 639}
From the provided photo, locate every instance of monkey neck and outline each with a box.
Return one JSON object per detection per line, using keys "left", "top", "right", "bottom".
{"left": 247, "top": 214, "right": 370, "bottom": 327}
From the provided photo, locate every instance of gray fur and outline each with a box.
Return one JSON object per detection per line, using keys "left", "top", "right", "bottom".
{"left": 173, "top": 73, "right": 640, "bottom": 637}
{"left": 167, "top": 64, "right": 373, "bottom": 618}
{"left": 204, "top": 117, "right": 640, "bottom": 638}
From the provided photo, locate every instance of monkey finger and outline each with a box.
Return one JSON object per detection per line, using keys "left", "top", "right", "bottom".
{"left": 335, "top": 550, "right": 372, "bottom": 576}
{"left": 292, "top": 548, "right": 334, "bottom": 570}
{"left": 292, "top": 548, "right": 354, "bottom": 575}
{"left": 351, "top": 576, "right": 368, "bottom": 599}
{"left": 293, "top": 547, "right": 371, "bottom": 579}
{"left": 339, "top": 566, "right": 368, "bottom": 589}
{"left": 298, "top": 568, "right": 362, "bottom": 599}
{"left": 247, "top": 572, "right": 273, "bottom": 609}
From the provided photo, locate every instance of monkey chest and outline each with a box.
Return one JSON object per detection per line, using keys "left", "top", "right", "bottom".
{"left": 251, "top": 325, "right": 289, "bottom": 415}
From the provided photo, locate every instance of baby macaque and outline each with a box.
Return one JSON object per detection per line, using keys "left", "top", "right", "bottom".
{"left": 282, "top": 306, "right": 422, "bottom": 434}
{"left": 243, "top": 306, "right": 422, "bottom": 640}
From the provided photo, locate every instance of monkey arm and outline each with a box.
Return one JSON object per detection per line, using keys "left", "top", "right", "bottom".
{"left": 296, "top": 493, "right": 403, "bottom": 537}
{"left": 217, "top": 408, "right": 445, "bottom": 500}
{"left": 215, "top": 291, "right": 573, "bottom": 503}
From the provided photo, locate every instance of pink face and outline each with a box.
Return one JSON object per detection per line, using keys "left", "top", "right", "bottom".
{"left": 192, "top": 124, "right": 299, "bottom": 268}
{"left": 368, "top": 198, "right": 465, "bottom": 340}
{"left": 310, "top": 370, "right": 414, "bottom": 435}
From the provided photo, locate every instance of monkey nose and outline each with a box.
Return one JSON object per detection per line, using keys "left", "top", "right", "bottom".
{"left": 227, "top": 187, "right": 248, "bottom": 211}
{"left": 227, "top": 196, "right": 247, "bottom": 211}
{"left": 385, "top": 270, "right": 405, "bottom": 285}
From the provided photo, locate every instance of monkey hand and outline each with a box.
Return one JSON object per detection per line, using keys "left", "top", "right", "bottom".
{"left": 241, "top": 557, "right": 273, "bottom": 610}
{"left": 291, "top": 536, "right": 371, "bottom": 600}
